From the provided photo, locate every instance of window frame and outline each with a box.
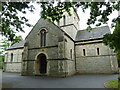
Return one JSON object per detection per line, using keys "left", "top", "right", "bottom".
{"left": 38, "top": 29, "right": 47, "bottom": 47}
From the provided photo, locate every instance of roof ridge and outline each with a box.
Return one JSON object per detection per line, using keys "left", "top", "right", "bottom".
{"left": 78, "top": 25, "right": 109, "bottom": 31}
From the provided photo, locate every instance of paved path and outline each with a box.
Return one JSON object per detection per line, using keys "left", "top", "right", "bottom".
{"left": 2, "top": 72, "right": 118, "bottom": 88}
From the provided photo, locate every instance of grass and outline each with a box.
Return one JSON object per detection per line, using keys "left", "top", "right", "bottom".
{"left": 104, "top": 80, "right": 118, "bottom": 88}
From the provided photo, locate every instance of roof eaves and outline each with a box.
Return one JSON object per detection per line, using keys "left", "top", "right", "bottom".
{"left": 7, "top": 47, "right": 24, "bottom": 50}
{"left": 75, "top": 37, "right": 103, "bottom": 42}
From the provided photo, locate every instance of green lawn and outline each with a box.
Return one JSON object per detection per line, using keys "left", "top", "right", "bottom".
{"left": 105, "top": 80, "right": 118, "bottom": 88}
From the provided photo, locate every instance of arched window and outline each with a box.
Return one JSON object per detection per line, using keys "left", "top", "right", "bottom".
{"left": 40, "top": 29, "right": 47, "bottom": 47}
{"left": 11, "top": 53, "right": 13, "bottom": 62}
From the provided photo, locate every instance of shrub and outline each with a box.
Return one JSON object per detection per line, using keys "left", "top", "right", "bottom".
{"left": 116, "top": 51, "right": 120, "bottom": 67}
{"left": 0, "top": 55, "right": 4, "bottom": 70}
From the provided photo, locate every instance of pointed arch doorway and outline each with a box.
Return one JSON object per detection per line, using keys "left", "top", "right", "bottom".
{"left": 37, "top": 53, "right": 47, "bottom": 74}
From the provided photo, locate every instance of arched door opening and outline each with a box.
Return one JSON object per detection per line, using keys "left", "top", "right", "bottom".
{"left": 37, "top": 53, "right": 47, "bottom": 74}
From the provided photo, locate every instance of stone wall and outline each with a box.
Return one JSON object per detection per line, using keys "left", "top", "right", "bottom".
{"left": 23, "top": 18, "right": 66, "bottom": 76}
{"left": 75, "top": 41, "right": 118, "bottom": 74}
{"left": 4, "top": 49, "right": 23, "bottom": 72}
{"left": 54, "top": 7, "right": 79, "bottom": 40}
{"left": 25, "top": 19, "right": 64, "bottom": 49}
{"left": 54, "top": 8, "right": 79, "bottom": 30}
{"left": 4, "top": 63, "right": 21, "bottom": 72}
{"left": 64, "top": 35, "right": 75, "bottom": 60}
{"left": 48, "top": 60, "right": 75, "bottom": 77}
{"left": 23, "top": 35, "right": 76, "bottom": 77}
{"left": 22, "top": 18, "right": 77, "bottom": 76}
{"left": 64, "top": 35, "right": 76, "bottom": 76}
{"left": 66, "top": 60, "right": 75, "bottom": 76}
{"left": 28, "top": 47, "right": 58, "bottom": 60}
{"left": 22, "top": 46, "right": 58, "bottom": 75}
{"left": 61, "top": 25, "right": 78, "bottom": 40}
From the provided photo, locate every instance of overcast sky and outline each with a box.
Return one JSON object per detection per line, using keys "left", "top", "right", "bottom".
{"left": 16, "top": 2, "right": 118, "bottom": 39}
{"left": 0, "top": 2, "right": 118, "bottom": 40}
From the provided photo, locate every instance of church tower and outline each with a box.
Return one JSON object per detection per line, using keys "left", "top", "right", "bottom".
{"left": 54, "top": 7, "right": 80, "bottom": 40}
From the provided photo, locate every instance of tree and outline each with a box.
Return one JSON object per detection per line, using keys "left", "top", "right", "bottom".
{"left": 0, "top": 2, "right": 34, "bottom": 41}
{"left": 0, "top": 35, "right": 22, "bottom": 70}
{"left": 103, "top": 16, "right": 120, "bottom": 66}
{"left": 0, "top": 35, "right": 23, "bottom": 53}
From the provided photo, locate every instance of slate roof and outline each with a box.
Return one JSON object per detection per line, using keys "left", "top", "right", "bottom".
{"left": 75, "top": 26, "right": 111, "bottom": 42}
{"left": 7, "top": 26, "right": 111, "bottom": 49}
{"left": 7, "top": 40, "right": 25, "bottom": 50}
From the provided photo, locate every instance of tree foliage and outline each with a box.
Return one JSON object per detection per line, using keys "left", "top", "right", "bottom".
{"left": 0, "top": 35, "right": 23, "bottom": 54}
{"left": 103, "top": 17, "right": 120, "bottom": 51}
{"left": 40, "top": 1, "right": 120, "bottom": 29}
{"left": 1, "top": 1, "right": 120, "bottom": 40}
{"left": 0, "top": 2, "right": 34, "bottom": 41}
{"left": 103, "top": 16, "right": 120, "bottom": 66}
{"left": 40, "top": 2, "right": 76, "bottom": 22}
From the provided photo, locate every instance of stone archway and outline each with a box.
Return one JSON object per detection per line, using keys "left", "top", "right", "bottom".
{"left": 36, "top": 53, "right": 47, "bottom": 74}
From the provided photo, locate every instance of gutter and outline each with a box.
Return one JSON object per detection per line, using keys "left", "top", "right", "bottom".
{"left": 7, "top": 47, "right": 24, "bottom": 50}
{"left": 75, "top": 37, "right": 103, "bottom": 42}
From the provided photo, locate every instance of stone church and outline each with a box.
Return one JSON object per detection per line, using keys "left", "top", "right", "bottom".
{"left": 4, "top": 8, "right": 118, "bottom": 77}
